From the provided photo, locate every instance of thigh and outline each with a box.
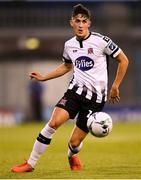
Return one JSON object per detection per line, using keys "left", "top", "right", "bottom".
{"left": 48, "top": 107, "right": 70, "bottom": 129}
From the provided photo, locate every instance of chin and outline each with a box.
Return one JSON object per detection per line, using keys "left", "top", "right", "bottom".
{"left": 77, "top": 34, "right": 85, "bottom": 39}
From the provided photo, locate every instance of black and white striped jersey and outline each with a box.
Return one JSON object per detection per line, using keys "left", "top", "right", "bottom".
{"left": 62, "top": 32, "right": 121, "bottom": 103}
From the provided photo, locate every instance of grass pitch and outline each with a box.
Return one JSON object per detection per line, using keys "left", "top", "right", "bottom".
{"left": 0, "top": 122, "right": 141, "bottom": 179}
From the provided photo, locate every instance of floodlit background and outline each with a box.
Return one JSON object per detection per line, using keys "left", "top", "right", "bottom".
{"left": 0, "top": 1, "right": 141, "bottom": 179}
{"left": 0, "top": 0, "right": 141, "bottom": 125}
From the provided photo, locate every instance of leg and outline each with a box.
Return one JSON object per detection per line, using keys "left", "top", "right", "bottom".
{"left": 69, "top": 125, "right": 87, "bottom": 152}
{"left": 27, "top": 107, "right": 70, "bottom": 167}
{"left": 11, "top": 107, "right": 70, "bottom": 173}
{"left": 48, "top": 107, "right": 70, "bottom": 129}
{"left": 68, "top": 125, "right": 88, "bottom": 170}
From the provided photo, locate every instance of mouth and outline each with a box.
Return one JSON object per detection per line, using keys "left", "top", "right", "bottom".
{"left": 78, "top": 29, "right": 83, "bottom": 34}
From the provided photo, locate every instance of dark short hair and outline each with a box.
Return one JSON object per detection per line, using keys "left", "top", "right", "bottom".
{"left": 71, "top": 4, "right": 91, "bottom": 19}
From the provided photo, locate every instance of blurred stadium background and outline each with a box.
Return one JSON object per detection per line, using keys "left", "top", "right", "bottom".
{"left": 0, "top": 0, "right": 141, "bottom": 126}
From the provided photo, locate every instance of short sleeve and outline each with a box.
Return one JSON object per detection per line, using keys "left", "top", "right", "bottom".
{"left": 62, "top": 43, "right": 72, "bottom": 63}
{"left": 103, "top": 36, "right": 121, "bottom": 58}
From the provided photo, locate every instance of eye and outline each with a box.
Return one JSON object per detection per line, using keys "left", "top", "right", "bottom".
{"left": 82, "top": 20, "right": 87, "bottom": 23}
{"left": 75, "top": 19, "right": 80, "bottom": 23}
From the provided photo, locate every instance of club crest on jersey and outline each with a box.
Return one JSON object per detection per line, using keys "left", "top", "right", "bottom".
{"left": 88, "top": 48, "right": 94, "bottom": 54}
{"left": 75, "top": 56, "right": 94, "bottom": 71}
{"left": 59, "top": 98, "right": 67, "bottom": 106}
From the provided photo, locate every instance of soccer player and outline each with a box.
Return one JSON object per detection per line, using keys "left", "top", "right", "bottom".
{"left": 11, "top": 4, "right": 129, "bottom": 172}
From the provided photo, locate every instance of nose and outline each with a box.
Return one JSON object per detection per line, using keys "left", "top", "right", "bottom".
{"left": 79, "top": 22, "right": 83, "bottom": 28}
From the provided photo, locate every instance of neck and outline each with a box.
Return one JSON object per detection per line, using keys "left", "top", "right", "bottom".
{"left": 76, "top": 32, "right": 91, "bottom": 41}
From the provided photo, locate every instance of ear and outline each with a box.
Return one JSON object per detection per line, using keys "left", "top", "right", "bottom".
{"left": 70, "top": 19, "right": 73, "bottom": 27}
{"left": 88, "top": 20, "right": 91, "bottom": 28}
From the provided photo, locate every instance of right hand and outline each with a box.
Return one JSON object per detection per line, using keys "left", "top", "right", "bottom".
{"left": 108, "top": 85, "right": 120, "bottom": 104}
{"left": 29, "top": 72, "right": 45, "bottom": 81}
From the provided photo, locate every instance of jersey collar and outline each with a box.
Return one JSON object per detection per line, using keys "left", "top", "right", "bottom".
{"left": 76, "top": 32, "right": 91, "bottom": 48}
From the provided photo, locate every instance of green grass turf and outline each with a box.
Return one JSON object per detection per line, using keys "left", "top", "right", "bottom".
{"left": 0, "top": 122, "right": 141, "bottom": 179}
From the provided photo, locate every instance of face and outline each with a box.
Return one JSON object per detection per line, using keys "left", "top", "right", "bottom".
{"left": 70, "top": 14, "right": 91, "bottom": 39}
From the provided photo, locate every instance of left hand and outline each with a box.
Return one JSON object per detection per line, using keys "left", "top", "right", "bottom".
{"left": 108, "top": 85, "right": 120, "bottom": 104}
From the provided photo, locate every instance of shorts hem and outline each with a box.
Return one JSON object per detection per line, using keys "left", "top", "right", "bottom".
{"left": 55, "top": 104, "right": 75, "bottom": 119}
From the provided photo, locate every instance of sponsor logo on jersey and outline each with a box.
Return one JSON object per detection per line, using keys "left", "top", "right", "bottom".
{"left": 108, "top": 42, "right": 117, "bottom": 51}
{"left": 75, "top": 56, "right": 94, "bottom": 71}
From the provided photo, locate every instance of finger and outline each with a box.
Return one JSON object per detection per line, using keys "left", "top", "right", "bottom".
{"left": 108, "top": 96, "right": 113, "bottom": 103}
{"left": 31, "top": 72, "right": 37, "bottom": 76}
{"left": 109, "top": 98, "right": 115, "bottom": 104}
{"left": 115, "top": 96, "right": 120, "bottom": 102}
{"left": 30, "top": 76, "right": 34, "bottom": 79}
{"left": 109, "top": 96, "right": 120, "bottom": 103}
{"left": 29, "top": 74, "right": 37, "bottom": 80}
{"left": 29, "top": 74, "right": 34, "bottom": 78}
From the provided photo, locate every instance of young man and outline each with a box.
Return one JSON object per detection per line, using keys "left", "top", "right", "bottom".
{"left": 11, "top": 4, "right": 129, "bottom": 172}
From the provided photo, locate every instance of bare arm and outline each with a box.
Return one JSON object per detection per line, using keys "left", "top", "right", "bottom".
{"left": 29, "top": 62, "right": 73, "bottom": 81}
{"left": 109, "top": 50, "right": 129, "bottom": 103}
